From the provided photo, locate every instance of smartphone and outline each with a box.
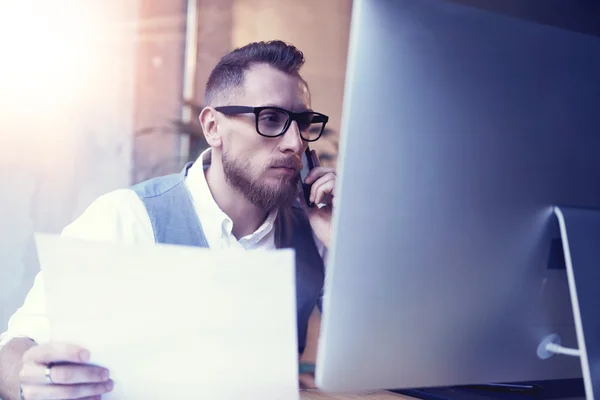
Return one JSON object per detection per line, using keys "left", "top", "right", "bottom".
{"left": 299, "top": 147, "right": 315, "bottom": 207}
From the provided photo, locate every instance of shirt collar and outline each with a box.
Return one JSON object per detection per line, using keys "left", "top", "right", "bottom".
{"left": 185, "top": 148, "right": 278, "bottom": 245}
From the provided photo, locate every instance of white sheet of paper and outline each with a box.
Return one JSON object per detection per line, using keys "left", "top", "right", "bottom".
{"left": 35, "top": 233, "right": 300, "bottom": 400}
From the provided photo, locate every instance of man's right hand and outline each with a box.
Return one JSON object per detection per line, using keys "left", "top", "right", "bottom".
{"left": 19, "top": 342, "right": 113, "bottom": 400}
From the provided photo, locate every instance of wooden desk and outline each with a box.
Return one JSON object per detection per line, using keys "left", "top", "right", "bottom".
{"left": 300, "top": 390, "right": 416, "bottom": 400}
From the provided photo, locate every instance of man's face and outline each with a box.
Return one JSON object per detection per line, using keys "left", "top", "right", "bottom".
{"left": 218, "top": 64, "right": 311, "bottom": 211}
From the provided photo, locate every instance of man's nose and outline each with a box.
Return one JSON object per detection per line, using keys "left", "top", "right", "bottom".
{"left": 279, "top": 120, "right": 304, "bottom": 153}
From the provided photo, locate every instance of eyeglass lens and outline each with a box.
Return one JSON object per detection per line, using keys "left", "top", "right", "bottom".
{"left": 257, "top": 108, "right": 324, "bottom": 141}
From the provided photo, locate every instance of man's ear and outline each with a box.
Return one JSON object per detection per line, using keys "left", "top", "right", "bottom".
{"left": 199, "top": 107, "right": 222, "bottom": 148}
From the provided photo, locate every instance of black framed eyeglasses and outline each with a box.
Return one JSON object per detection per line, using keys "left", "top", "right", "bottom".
{"left": 214, "top": 106, "right": 329, "bottom": 142}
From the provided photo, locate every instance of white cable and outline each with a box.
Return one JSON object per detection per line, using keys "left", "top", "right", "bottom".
{"left": 545, "top": 343, "right": 581, "bottom": 357}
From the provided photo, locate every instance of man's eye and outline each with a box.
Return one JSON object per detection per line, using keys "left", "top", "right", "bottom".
{"left": 260, "top": 114, "right": 283, "bottom": 123}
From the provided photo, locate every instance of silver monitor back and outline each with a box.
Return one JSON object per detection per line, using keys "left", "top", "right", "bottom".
{"left": 316, "top": 0, "right": 600, "bottom": 393}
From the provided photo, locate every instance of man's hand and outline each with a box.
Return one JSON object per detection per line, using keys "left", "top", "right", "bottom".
{"left": 20, "top": 342, "right": 113, "bottom": 400}
{"left": 301, "top": 150, "right": 336, "bottom": 248}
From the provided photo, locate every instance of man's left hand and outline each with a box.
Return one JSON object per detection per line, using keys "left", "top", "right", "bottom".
{"left": 301, "top": 150, "right": 336, "bottom": 248}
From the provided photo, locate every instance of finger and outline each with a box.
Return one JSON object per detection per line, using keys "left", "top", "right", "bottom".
{"left": 310, "top": 173, "right": 335, "bottom": 204}
{"left": 304, "top": 166, "right": 335, "bottom": 184}
{"left": 310, "top": 174, "right": 336, "bottom": 204}
{"left": 23, "top": 343, "right": 90, "bottom": 365}
{"left": 21, "top": 380, "right": 113, "bottom": 400}
{"left": 49, "top": 363, "right": 110, "bottom": 385}
{"left": 20, "top": 362, "right": 110, "bottom": 385}
{"left": 314, "top": 181, "right": 335, "bottom": 205}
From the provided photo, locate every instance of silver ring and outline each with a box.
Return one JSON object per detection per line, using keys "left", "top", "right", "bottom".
{"left": 44, "top": 365, "right": 54, "bottom": 384}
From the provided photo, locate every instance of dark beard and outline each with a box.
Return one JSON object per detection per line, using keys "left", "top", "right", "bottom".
{"left": 222, "top": 150, "right": 300, "bottom": 211}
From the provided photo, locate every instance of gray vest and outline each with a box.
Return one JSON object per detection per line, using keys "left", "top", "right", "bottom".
{"left": 131, "top": 163, "right": 325, "bottom": 354}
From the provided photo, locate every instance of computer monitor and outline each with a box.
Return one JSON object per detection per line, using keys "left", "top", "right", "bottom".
{"left": 316, "top": 0, "right": 600, "bottom": 397}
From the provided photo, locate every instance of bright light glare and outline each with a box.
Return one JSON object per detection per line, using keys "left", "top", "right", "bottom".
{"left": 0, "top": 1, "right": 98, "bottom": 107}
{"left": 0, "top": 1, "right": 124, "bottom": 162}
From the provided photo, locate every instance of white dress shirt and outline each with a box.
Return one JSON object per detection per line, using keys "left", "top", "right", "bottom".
{"left": 0, "top": 149, "right": 326, "bottom": 349}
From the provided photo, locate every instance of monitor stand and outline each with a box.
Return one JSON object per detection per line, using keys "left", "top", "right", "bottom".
{"left": 552, "top": 206, "right": 600, "bottom": 400}
{"left": 391, "top": 206, "right": 598, "bottom": 400}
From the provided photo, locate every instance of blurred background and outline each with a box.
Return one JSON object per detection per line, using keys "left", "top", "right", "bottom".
{"left": 0, "top": 0, "right": 351, "bottom": 332}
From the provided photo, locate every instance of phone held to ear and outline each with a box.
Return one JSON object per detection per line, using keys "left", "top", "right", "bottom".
{"left": 300, "top": 147, "right": 315, "bottom": 207}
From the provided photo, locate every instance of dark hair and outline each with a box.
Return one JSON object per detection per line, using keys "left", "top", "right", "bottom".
{"left": 204, "top": 40, "right": 306, "bottom": 106}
